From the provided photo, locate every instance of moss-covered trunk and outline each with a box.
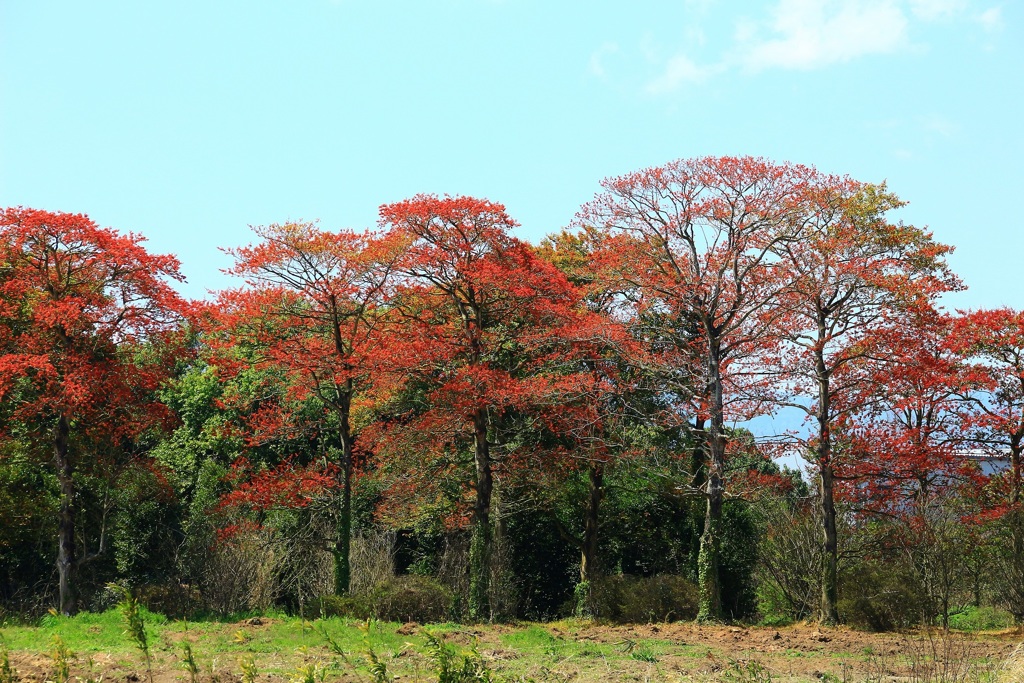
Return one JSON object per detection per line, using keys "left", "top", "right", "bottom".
{"left": 697, "top": 339, "right": 725, "bottom": 623}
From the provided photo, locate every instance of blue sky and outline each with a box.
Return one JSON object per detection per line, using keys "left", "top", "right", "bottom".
{"left": 2, "top": 0, "right": 1020, "bottom": 310}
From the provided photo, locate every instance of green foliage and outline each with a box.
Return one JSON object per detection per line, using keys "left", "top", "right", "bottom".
{"left": 947, "top": 605, "right": 1015, "bottom": 632}
{"left": 289, "top": 662, "right": 327, "bottom": 683}
{"left": 110, "top": 584, "right": 153, "bottom": 682}
{"left": 422, "top": 630, "right": 494, "bottom": 683}
{"left": 629, "top": 644, "right": 658, "bottom": 663}
{"left": 501, "top": 504, "right": 576, "bottom": 620}
{"left": 0, "top": 455, "right": 56, "bottom": 616}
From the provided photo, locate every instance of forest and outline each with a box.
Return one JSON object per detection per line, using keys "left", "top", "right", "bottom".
{"left": 2, "top": 155, "right": 1023, "bottom": 635}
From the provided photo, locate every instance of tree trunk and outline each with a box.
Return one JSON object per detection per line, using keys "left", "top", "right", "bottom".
{"left": 815, "top": 318, "right": 840, "bottom": 625}
{"left": 1010, "top": 434, "right": 1022, "bottom": 507}
{"left": 334, "top": 390, "right": 354, "bottom": 596}
{"left": 697, "top": 339, "right": 725, "bottom": 623}
{"left": 54, "top": 413, "right": 77, "bottom": 616}
{"left": 580, "top": 464, "right": 603, "bottom": 585}
{"left": 691, "top": 418, "right": 707, "bottom": 491}
{"left": 469, "top": 407, "right": 493, "bottom": 621}
{"left": 819, "top": 463, "right": 839, "bottom": 624}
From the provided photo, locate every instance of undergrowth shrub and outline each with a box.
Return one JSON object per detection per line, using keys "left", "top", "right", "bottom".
{"left": 373, "top": 576, "right": 452, "bottom": 623}
{"left": 349, "top": 529, "right": 396, "bottom": 596}
{"left": 589, "top": 574, "right": 698, "bottom": 623}
{"left": 838, "top": 561, "right": 923, "bottom": 631}
{"left": 947, "top": 605, "right": 1015, "bottom": 631}
{"left": 317, "top": 576, "right": 452, "bottom": 623}
{"left": 201, "top": 530, "right": 280, "bottom": 615}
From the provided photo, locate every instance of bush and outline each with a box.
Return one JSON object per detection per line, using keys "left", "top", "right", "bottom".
{"left": 315, "top": 593, "right": 374, "bottom": 619}
{"left": 948, "top": 605, "right": 1015, "bottom": 632}
{"left": 589, "top": 574, "right": 698, "bottom": 623}
{"left": 316, "top": 576, "right": 452, "bottom": 623}
{"left": 838, "top": 561, "right": 923, "bottom": 631}
{"left": 373, "top": 576, "right": 452, "bottom": 623}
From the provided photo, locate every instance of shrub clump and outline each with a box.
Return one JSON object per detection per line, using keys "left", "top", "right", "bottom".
{"left": 838, "top": 562, "right": 923, "bottom": 631}
{"left": 317, "top": 575, "right": 452, "bottom": 623}
{"left": 588, "top": 574, "right": 698, "bottom": 623}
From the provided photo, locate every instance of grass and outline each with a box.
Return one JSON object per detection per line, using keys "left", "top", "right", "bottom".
{"left": 0, "top": 613, "right": 1019, "bottom": 682}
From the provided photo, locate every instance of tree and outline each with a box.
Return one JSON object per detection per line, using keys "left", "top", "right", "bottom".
{"left": 577, "top": 156, "right": 814, "bottom": 621}
{"left": 841, "top": 313, "right": 985, "bottom": 626}
{"left": 536, "top": 229, "right": 642, "bottom": 604}
{"left": 211, "top": 222, "right": 396, "bottom": 594}
{"left": 0, "top": 207, "right": 185, "bottom": 614}
{"left": 378, "top": 195, "right": 578, "bottom": 620}
{"left": 950, "top": 308, "right": 1024, "bottom": 621}
{"left": 770, "top": 181, "right": 959, "bottom": 622}
{"left": 951, "top": 309, "right": 1024, "bottom": 504}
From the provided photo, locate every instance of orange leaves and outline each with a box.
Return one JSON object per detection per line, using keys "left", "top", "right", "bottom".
{"left": 217, "top": 457, "right": 340, "bottom": 513}
{"left": 0, "top": 206, "right": 187, "bottom": 441}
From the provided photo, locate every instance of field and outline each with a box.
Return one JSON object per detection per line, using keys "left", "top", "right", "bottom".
{"left": 2, "top": 614, "right": 1023, "bottom": 683}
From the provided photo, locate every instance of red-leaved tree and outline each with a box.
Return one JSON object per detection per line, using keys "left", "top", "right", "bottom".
{"left": 0, "top": 207, "right": 186, "bottom": 614}
{"left": 377, "top": 195, "right": 579, "bottom": 620}
{"left": 577, "top": 156, "right": 816, "bottom": 621}
{"left": 210, "top": 222, "right": 396, "bottom": 594}
{"left": 770, "top": 181, "right": 960, "bottom": 622}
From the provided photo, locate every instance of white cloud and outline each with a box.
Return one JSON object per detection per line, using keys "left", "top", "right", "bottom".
{"left": 908, "top": 0, "right": 967, "bottom": 20}
{"left": 589, "top": 42, "right": 620, "bottom": 78}
{"left": 631, "top": 0, "right": 991, "bottom": 96}
{"left": 922, "top": 115, "right": 958, "bottom": 136}
{"left": 735, "top": 0, "right": 910, "bottom": 72}
{"left": 977, "top": 6, "right": 1003, "bottom": 32}
{"left": 645, "top": 53, "right": 720, "bottom": 93}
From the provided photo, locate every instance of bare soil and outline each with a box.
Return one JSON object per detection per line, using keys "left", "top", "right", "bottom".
{"left": 6, "top": 621, "right": 1023, "bottom": 682}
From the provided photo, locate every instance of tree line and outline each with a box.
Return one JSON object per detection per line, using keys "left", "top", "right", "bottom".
{"left": 2, "top": 156, "right": 1022, "bottom": 627}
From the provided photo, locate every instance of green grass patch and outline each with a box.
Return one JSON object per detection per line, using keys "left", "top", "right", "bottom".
{"left": 947, "top": 606, "right": 1016, "bottom": 632}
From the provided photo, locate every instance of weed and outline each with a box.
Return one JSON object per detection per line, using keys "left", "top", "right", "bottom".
{"left": 422, "top": 630, "right": 494, "bottom": 683}
{"left": 722, "top": 658, "right": 773, "bottom": 683}
{"left": 238, "top": 655, "right": 258, "bottom": 683}
{"left": 902, "top": 629, "right": 978, "bottom": 683}
{"left": 49, "top": 634, "right": 74, "bottom": 683}
{"left": 290, "top": 662, "right": 327, "bottom": 683}
{"left": 995, "top": 644, "right": 1024, "bottom": 683}
{"left": 629, "top": 645, "right": 658, "bottom": 663}
{"left": 179, "top": 642, "right": 200, "bottom": 683}
{"left": 0, "top": 636, "right": 17, "bottom": 683}
{"left": 77, "top": 655, "right": 103, "bottom": 683}
{"left": 109, "top": 584, "right": 152, "bottom": 683}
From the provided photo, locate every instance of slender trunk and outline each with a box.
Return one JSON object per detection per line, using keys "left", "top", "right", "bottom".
{"left": 580, "top": 465, "right": 603, "bottom": 585}
{"left": 697, "top": 339, "right": 725, "bottom": 623}
{"left": 803, "top": 310, "right": 841, "bottom": 625}
{"left": 334, "top": 388, "right": 353, "bottom": 596}
{"left": 54, "top": 413, "right": 76, "bottom": 616}
{"left": 816, "top": 338, "right": 839, "bottom": 624}
{"left": 469, "top": 407, "right": 493, "bottom": 621}
{"left": 1010, "top": 434, "right": 1022, "bottom": 507}
{"left": 691, "top": 418, "right": 707, "bottom": 491}
{"left": 819, "top": 465, "right": 839, "bottom": 624}
{"left": 1010, "top": 437, "right": 1024, "bottom": 622}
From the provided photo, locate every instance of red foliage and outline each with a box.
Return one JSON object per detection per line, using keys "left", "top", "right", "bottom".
{"left": 0, "top": 206, "right": 187, "bottom": 445}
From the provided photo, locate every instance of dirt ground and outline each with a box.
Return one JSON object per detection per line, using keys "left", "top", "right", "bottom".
{"left": 6, "top": 621, "right": 1024, "bottom": 682}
